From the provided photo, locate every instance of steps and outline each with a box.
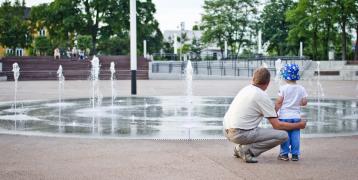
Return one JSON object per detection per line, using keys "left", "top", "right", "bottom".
{"left": 0, "top": 56, "right": 149, "bottom": 81}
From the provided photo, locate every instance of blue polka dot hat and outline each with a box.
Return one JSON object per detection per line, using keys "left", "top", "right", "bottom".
{"left": 281, "top": 63, "right": 300, "bottom": 81}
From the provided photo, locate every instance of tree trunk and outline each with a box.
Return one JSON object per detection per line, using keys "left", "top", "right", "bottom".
{"left": 323, "top": 24, "right": 330, "bottom": 60}
{"left": 341, "top": 21, "right": 347, "bottom": 61}
{"left": 313, "top": 26, "right": 318, "bottom": 60}
{"left": 91, "top": 33, "right": 97, "bottom": 55}
{"left": 355, "top": 24, "right": 358, "bottom": 61}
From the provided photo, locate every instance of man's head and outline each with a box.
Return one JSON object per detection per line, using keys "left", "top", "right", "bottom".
{"left": 252, "top": 67, "right": 271, "bottom": 90}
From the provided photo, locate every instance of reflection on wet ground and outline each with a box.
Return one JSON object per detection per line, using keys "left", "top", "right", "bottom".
{"left": 0, "top": 97, "right": 357, "bottom": 139}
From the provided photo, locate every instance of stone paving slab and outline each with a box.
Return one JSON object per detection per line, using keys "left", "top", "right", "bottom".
{"left": 1, "top": 80, "right": 357, "bottom": 179}
{"left": 0, "top": 134, "right": 357, "bottom": 180}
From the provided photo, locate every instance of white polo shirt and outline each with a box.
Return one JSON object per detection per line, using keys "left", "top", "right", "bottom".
{"left": 223, "top": 84, "right": 277, "bottom": 130}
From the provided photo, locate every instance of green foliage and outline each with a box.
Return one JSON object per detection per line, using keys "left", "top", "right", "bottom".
{"left": 98, "top": 36, "right": 129, "bottom": 55}
{"left": 201, "top": 0, "right": 258, "bottom": 55}
{"left": 77, "top": 35, "right": 92, "bottom": 51}
{"left": 162, "top": 40, "right": 174, "bottom": 54}
{"left": 351, "top": 1, "right": 358, "bottom": 60}
{"left": 332, "top": 0, "right": 356, "bottom": 60}
{"left": 260, "top": 0, "right": 295, "bottom": 56}
{"left": 190, "top": 37, "right": 202, "bottom": 59}
{"left": 181, "top": 44, "right": 191, "bottom": 54}
{"left": 285, "top": 0, "right": 355, "bottom": 60}
{"left": 192, "top": 25, "right": 200, "bottom": 31}
{"left": 0, "top": 1, "right": 31, "bottom": 55}
{"left": 34, "top": 36, "right": 52, "bottom": 55}
{"left": 27, "top": 0, "right": 162, "bottom": 55}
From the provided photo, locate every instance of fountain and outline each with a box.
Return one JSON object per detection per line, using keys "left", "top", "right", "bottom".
{"left": 110, "top": 62, "right": 116, "bottom": 134}
{"left": 185, "top": 60, "right": 193, "bottom": 139}
{"left": 262, "top": 62, "right": 268, "bottom": 68}
{"left": 90, "top": 56, "right": 102, "bottom": 133}
{"left": 12, "top": 63, "right": 20, "bottom": 129}
{"left": 274, "top": 59, "right": 282, "bottom": 87}
{"left": 57, "top": 65, "right": 65, "bottom": 132}
{"left": 0, "top": 97, "right": 357, "bottom": 139}
{"left": 0, "top": 57, "right": 357, "bottom": 139}
{"left": 12, "top": 63, "right": 20, "bottom": 112}
{"left": 316, "top": 61, "right": 325, "bottom": 122}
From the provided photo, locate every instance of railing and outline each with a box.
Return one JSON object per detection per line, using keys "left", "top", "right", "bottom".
{"left": 151, "top": 59, "right": 310, "bottom": 77}
{"left": 152, "top": 53, "right": 308, "bottom": 61}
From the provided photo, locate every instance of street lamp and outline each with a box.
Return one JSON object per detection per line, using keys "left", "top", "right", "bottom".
{"left": 130, "top": 0, "right": 147, "bottom": 95}
{"left": 130, "top": 0, "right": 137, "bottom": 95}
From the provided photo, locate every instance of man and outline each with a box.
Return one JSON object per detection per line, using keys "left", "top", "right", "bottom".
{"left": 223, "top": 67, "right": 306, "bottom": 163}
{"left": 54, "top": 48, "right": 61, "bottom": 60}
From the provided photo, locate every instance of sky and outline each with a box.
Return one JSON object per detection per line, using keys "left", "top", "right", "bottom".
{"left": 1, "top": 0, "right": 205, "bottom": 31}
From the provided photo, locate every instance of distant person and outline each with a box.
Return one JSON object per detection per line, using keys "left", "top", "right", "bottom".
{"left": 66, "top": 48, "right": 71, "bottom": 58}
{"left": 54, "top": 48, "right": 60, "bottom": 60}
{"left": 79, "top": 49, "right": 85, "bottom": 60}
{"left": 223, "top": 67, "right": 306, "bottom": 163}
{"left": 72, "top": 47, "right": 77, "bottom": 59}
{"left": 275, "top": 64, "right": 308, "bottom": 161}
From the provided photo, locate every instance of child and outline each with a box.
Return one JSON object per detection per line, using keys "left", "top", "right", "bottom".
{"left": 275, "top": 63, "right": 308, "bottom": 161}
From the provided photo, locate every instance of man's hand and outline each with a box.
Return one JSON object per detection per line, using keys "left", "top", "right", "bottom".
{"left": 298, "top": 120, "right": 306, "bottom": 129}
{"left": 268, "top": 117, "right": 307, "bottom": 130}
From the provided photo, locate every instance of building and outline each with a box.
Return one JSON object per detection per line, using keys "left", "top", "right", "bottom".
{"left": 0, "top": 7, "right": 49, "bottom": 57}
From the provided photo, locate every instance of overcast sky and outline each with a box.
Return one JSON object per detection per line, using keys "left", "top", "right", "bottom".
{"left": 1, "top": 0, "right": 205, "bottom": 31}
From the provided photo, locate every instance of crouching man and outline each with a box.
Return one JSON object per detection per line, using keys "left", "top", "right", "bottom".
{"left": 223, "top": 67, "right": 306, "bottom": 163}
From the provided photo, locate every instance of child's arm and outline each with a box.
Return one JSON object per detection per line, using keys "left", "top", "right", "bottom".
{"left": 275, "top": 96, "right": 284, "bottom": 112}
{"left": 300, "top": 97, "right": 308, "bottom": 106}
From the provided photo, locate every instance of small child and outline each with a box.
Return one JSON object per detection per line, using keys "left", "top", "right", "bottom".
{"left": 275, "top": 63, "right": 308, "bottom": 161}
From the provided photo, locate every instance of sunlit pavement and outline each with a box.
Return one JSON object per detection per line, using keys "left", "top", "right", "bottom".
{"left": 0, "top": 80, "right": 357, "bottom": 179}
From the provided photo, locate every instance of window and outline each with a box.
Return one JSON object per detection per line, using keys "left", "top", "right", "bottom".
{"left": 39, "top": 28, "right": 46, "bottom": 37}
{"left": 6, "top": 48, "right": 13, "bottom": 55}
{"left": 15, "top": 48, "right": 23, "bottom": 56}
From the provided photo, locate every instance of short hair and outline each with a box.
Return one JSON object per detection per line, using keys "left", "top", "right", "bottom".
{"left": 252, "top": 67, "right": 271, "bottom": 85}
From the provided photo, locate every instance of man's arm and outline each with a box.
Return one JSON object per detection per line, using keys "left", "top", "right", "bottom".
{"left": 268, "top": 117, "right": 306, "bottom": 130}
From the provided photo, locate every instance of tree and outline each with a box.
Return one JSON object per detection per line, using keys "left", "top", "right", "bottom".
{"left": 190, "top": 37, "right": 202, "bottom": 60}
{"left": 0, "top": 0, "right": 31, "bottom": 55}
{"left": 34, "top": 36, "right": 52, "bottom": 55}
{"left": 260, "top": 0, "right": 295, "bottom": 56}
{"left": 286, "top": 0, "right": 321, "bottom": 60}
{"left": 97, "top": 36, "right": 130, "bottom": 55}
{"left": 201, "top": 0, "right": 258, "bottom": 56}
{"left": 45, "top": 0, "right": 82, "bottom": 48}
{"left": 136, "top": 0, "right": 163, "bottom": 55}
{"left": 332, "top": 0, "right": 355, "bottom": 60}
{"left": 42, "top": 0, "right": 162, "bottom": 55}
{"left": 77, "top": 35, "right": 92, "bottom": 52}
{"left": 29, "top": 3, "right": 49, "bottom": 34}
{"left": 162, "top": 36, "right": 174, "bottom": 54}
{"left": 352, "top": 1, "right": 358, "bottom": 60}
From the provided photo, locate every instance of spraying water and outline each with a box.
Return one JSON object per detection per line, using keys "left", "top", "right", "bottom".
{"left": 274, "top": 59, "right": 282, "bottom": 86}
{"left": 144, "top": 100, "right": 148, "bottom": 126}
{"left": 110, "top": 62, "right": 116, "bottom": 134}
{"left": 57, "top": 65, "right": 65, "bottom": 132}
{"left": 90, "top": 56, "right": 102, "bottom": 133}
{"left": 262, "top": 62, "right": 268, "bottom": 68}
{"left": 185, "top": 60, "right": 193, "bottom": 139}
{"left": 316, "top": 61, "right": 325, "bottom": 122}
{"left": 12, "top": 63, "right": 20, "bottom": 129}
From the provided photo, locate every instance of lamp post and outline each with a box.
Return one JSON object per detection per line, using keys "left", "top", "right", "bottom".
{"left": 130, "top": 0, "right": 137, "bottom": 95}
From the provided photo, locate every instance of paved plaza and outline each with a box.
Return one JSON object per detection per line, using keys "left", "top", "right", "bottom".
{"left": 0, "top": 80, "right": 358, "bottom": 179}
{"left": 0, "top": 80, "right": 357, "bottom": 102}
